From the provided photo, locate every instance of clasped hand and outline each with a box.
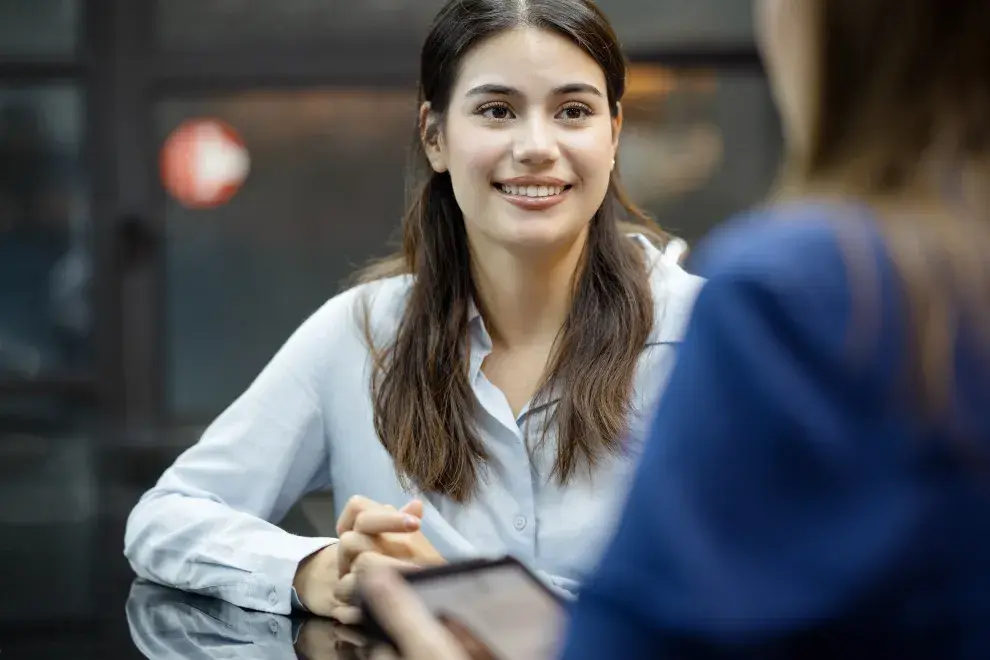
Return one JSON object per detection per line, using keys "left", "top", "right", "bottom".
{"left": 330, "top": 496, "right": 445, "bottom": 622}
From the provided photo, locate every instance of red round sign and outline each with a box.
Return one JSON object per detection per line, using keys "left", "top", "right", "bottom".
{"left": 160, "top": 118, "right": 250, "bottom": 209}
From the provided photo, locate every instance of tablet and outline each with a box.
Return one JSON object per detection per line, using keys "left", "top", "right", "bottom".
{"left": 359, "top": 555, "right": 566, "bottom": 660}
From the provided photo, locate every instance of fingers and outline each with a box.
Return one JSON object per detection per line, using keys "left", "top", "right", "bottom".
{"left": 335, "top": 571, "right": 358, "bottom": 605}
{"left": 337, "top": 553, "right": 419, "bottom": 605}
{"left": 400, "top": 499, "right": 425, "bottom": 518}
{"left": 354, "top": 552, "right": 420, "bottom": 574}
{"left": 338, "top": 530, "right": 379, "bottom": 577}
{"left": 360, "top": 569, "right": 470, "bottom": 660}
{"left": 337, "top": 495, "right": 380, "bottom": 536}
{"left": 330, "top": 604, "right": 363, "bottom": 626}
{"left": 353, "top": 509, "right": 421, "bottom": 536}
{"left": 337, "top": 496, "right": 421, "bottom": 536}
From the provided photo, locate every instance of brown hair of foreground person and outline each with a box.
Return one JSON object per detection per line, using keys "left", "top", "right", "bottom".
{"left": 773, "top": 0, "right": 990, "bottom": 420}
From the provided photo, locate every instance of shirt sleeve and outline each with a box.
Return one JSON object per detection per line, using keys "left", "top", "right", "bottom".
{"left": 123, "top": 303, "right": 341, "bottom": 615}
{"left": 558, "top": 236, "right": 918, "bottom": 657}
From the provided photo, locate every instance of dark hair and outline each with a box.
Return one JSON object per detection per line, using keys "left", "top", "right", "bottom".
{"left": 781, "top": 1, "right": 990, "bottom": 418}
{"left": 358, "top": 0, "right": 667, "bottom": 501}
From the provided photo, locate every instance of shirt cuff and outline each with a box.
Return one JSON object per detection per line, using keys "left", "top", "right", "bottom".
{"left": 249, "top": 535, "right": 338, "bottom": 615}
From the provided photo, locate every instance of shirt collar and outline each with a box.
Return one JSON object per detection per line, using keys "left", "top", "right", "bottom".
{"left": 467, "top": 233, "right": 689, "bottom": 344}
{"left": 464, "top": 233, "right": 697, "bottom": 414}
{"left": 631, "top": 233, "right": 698, "bottom": 346}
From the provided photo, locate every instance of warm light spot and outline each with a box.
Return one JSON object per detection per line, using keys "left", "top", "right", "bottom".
{"left": 160, "top": 118, "right": 251, "bottom": 209}
{"left": 625, "top": 65, "right": 718, "bottom": 101}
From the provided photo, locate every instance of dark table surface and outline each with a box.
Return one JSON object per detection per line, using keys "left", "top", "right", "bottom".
{"left": 14, "top": 429, "right": 990, "bottom": 660}
{"left": 0, "top": 430, "right": 370, "bottom": 660}
{"left": 2, "top": 526, "right": 375, "bottom": 659}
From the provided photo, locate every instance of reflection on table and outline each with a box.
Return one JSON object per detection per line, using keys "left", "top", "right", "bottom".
{"left": 125, "top": 580, "right": 375, "bottom": 660}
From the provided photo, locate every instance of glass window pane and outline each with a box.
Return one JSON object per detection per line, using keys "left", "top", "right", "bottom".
{"left": 621, "top": 65, "right": 781, "bottom": 249}
{"left": 156, "top": 0, "right": 448, "bottom": 52}
{"left": 0, "top": 0, "right": 78, "bottom": 57}
{"left": 155, "top": 0, "right": 753, "bottom": 52}
{"left": 160, "top": 90, "right": 415, "bottom": 418}
{"left": 601, "top": 0, "right": 755, "bottom": 50}
{"left": 0, "top": 85, "right": 90, "bottom": 380}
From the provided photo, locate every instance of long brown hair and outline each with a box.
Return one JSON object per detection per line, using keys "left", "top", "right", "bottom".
{"left": 781, "top": 1, "right": 990, "bottom": 418}
{"left": 357, "top": 0, "right": 667, "bottom": 502}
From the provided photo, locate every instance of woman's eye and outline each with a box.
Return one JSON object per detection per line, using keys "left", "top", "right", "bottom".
{"left": 559, "top": 105, "right": 592, "bottom": 121}
{"left": 478, "top": 104, "right": 514, "bottom": 121}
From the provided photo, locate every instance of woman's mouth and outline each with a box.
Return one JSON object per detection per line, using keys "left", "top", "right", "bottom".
{"left": 493, "top": 183, "right": 572, "bottom": 198}
{"left": 493, "top": 182, "right": 573, "bottom": 211}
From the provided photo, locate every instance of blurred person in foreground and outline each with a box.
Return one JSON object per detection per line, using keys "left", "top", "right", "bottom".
{"left": 124, "top": 0, "right": 701, "bottom": 623}
{"left": 361, "top": 0, "right": 990, "bottom": 657}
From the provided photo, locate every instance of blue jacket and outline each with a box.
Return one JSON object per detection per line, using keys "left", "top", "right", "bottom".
{"left": 560, "top": 202, "right": 990, "bottom": 659}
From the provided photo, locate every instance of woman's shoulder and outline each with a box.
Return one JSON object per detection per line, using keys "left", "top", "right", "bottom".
{"left": 303, "top": 273, "right": 414, "bottom": 348}
{"left": 629, "top": 233, "right": 706, "bottom": 344}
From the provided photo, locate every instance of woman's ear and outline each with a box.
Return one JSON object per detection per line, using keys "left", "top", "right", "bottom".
{"left": 611, "top": 102, "right": 623, "bottom": 170}
{"left": 419, "top": 102, "right": 448, "bottom": 173}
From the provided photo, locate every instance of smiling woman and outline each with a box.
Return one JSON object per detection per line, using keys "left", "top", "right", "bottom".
{"left": 425, "top": 26, "right": 619, "bottom": 251}
{"left": 359, "top": 11, "right": 653, "bottom": 493}
{"left": 124, "top": 0, "right": 703, "bottom": 623}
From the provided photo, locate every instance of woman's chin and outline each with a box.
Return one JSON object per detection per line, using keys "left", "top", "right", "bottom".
{"left": 495, "top": 220, "right": 588, "bottom": 253}
{"left": 501, "top": 234, "right": 582, "bottom": 258}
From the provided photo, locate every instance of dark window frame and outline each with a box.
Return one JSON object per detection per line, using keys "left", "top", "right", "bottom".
{"left": 0, "top": 2, "right": 96, "bottom": 421}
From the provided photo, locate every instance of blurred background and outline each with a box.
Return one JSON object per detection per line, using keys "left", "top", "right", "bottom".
{"left": 0, "top": 0, "right": 780, "bottom": 653}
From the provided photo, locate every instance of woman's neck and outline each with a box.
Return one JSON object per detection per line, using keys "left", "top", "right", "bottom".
{"left": 470, "top": 232, "right": 589, "bottom": 350}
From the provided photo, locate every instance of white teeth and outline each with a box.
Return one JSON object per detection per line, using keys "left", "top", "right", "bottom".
{"left": 498, "top": 184, "right": 566, "bottom": 198}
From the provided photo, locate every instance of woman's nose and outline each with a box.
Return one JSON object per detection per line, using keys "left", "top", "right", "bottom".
{"left": 512, "top": 117, "right": 559, "bottom": 165}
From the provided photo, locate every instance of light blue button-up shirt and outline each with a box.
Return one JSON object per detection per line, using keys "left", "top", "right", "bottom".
{"left": 123, "top": 235, "right": 703, "bottom": 615}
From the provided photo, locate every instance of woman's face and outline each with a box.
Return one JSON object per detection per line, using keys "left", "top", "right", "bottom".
{"left": 423, "top": 27, "right": 620, "bottom": 258}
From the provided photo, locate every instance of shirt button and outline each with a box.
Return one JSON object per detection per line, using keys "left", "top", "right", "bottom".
{"left": 513, "top": 516, "right": 527, "bottom": 531}
{"left": 269, "top": 619, "right": 279, "bottom": 634}
{"left": 268, "top": 589, "right": 278, "bottom": 605}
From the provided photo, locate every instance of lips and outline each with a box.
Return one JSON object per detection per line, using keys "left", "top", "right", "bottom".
{"left": 493, "top": 180, "right": 572, "bottom": 211}
{"left": 493, "top": 183, "right": 572, "bottom": 198}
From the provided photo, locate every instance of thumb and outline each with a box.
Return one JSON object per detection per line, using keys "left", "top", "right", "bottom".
{"left": 362, "top": 570, "right": 465, "bottom": 659}
{"left": 400, "top": 499, "right": 425, "bottom": 519}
